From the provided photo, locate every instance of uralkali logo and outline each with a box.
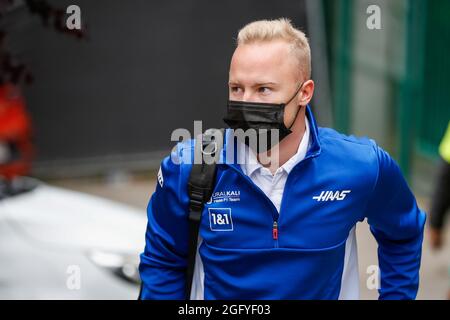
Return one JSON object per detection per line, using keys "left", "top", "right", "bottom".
{"left": 312, "top": 190, "right": 351, "bottom": 202}
{"left": 207, "top": 190, "right": 241, "bottom": 204}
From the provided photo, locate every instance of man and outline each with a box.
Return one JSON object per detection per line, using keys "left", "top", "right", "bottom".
{"left": 429, "top": 121, "right": 450, "bottom": 249}
{"left": 139, "top": 18, "right": 426, "bottom": 300}
{"left": 428, "top": 121, "right": 450, "bottom": 299}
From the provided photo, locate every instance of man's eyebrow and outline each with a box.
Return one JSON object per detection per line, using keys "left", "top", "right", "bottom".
{"left": 254, "top": 82, "right": 278, "bottom": 86}
{"left": 228, "top": 82, "right": 278, "bottom": 86}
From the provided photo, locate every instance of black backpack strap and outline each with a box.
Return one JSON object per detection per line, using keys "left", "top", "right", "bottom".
{"left": 137, "top": 282, "right": 143, "bottom": 300}
{"left": 185, "top": 128, "right": 224, "bottom": 299}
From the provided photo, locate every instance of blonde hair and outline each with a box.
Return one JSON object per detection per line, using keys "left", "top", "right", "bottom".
{"left": 236, "top": 18, "right": 311, "bottom": 79}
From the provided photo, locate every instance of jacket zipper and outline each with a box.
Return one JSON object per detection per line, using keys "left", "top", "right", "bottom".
{"left": 272, "top": 220, "right": 279, "bottom": 248}
{"left": 222, "top": 128, "right": 321, "bottom": 249}
{"left": 226, "top": 153, "right": 317, "bottom": 248}
{"left": 227, "top": 164, "right": 280, "bottom": 246}
{"left": 276, "top": 152, "right": 318, "bottom": 237}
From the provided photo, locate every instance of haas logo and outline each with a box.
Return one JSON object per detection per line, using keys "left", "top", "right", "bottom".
{"left": 313, "top": 190, "right": 351, "bottom": 202}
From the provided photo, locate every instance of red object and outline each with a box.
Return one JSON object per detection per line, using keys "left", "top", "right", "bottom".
{"left": 272, "top": 221, "right": 278, "bottom": 240}
{"left": 0, "top": 83, "right": 34, "bottom": 179}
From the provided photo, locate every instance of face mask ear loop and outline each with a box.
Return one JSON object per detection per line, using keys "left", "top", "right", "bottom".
{"left": 285, "top": 81, "right": 305, "bottom": 107}
{"left": 285, "top": 81, "right": 305, "bottom": 130}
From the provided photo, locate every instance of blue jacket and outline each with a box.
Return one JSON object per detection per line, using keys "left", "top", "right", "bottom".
{"left": 139, "top": 105, "right": 426, "bottom": 300}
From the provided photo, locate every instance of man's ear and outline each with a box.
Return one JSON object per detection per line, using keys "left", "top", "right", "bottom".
{"left": 298, "top": 80, "right": 315, "bottom": 106}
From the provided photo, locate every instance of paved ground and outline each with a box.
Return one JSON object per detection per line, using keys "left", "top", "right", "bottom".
{"left": 49, "top": 174, "right": 450, "bottom": 300}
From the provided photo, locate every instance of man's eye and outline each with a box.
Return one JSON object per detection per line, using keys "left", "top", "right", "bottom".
{"left": 231, "top": 87, "right": 242, "bottom": 93}
{"left": 258, "top": 87, "right": 272, "bottom": 94}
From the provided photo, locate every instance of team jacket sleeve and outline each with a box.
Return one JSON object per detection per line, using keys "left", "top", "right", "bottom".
{"left": 364, "top": 143, "right": 426, "bottom": 300}
{"left": 138, "top": 145, "right": 191, "bottom": 300}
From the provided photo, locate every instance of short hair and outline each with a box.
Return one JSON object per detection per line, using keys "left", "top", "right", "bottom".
{"left": 236, "top": 18, "right": 311, "bottom": 80}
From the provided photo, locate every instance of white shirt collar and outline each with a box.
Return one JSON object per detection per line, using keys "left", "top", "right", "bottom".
{"left": 239, "top": 117, "right": 310, "bottom": 176}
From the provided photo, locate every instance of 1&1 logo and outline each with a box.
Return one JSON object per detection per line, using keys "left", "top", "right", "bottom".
{"left": 208, "top": 208, "right": 233, "bottom": 231}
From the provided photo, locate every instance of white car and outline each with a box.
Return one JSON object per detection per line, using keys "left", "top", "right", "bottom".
{"left": 0, "top": 177, "right": 147, "bottom": 299}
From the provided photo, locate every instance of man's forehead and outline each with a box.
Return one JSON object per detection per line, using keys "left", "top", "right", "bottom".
{"left": 229, "top": 40, "right": 298, "bottom": 83}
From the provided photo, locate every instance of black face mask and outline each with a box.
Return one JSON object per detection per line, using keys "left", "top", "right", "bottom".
{"left": 223, "top": 83, "right": 304, "bottom": 153}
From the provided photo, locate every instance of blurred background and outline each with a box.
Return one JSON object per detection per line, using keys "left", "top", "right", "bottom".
{"left": 0, "top": 0, "right": 448, "bottom": 299}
